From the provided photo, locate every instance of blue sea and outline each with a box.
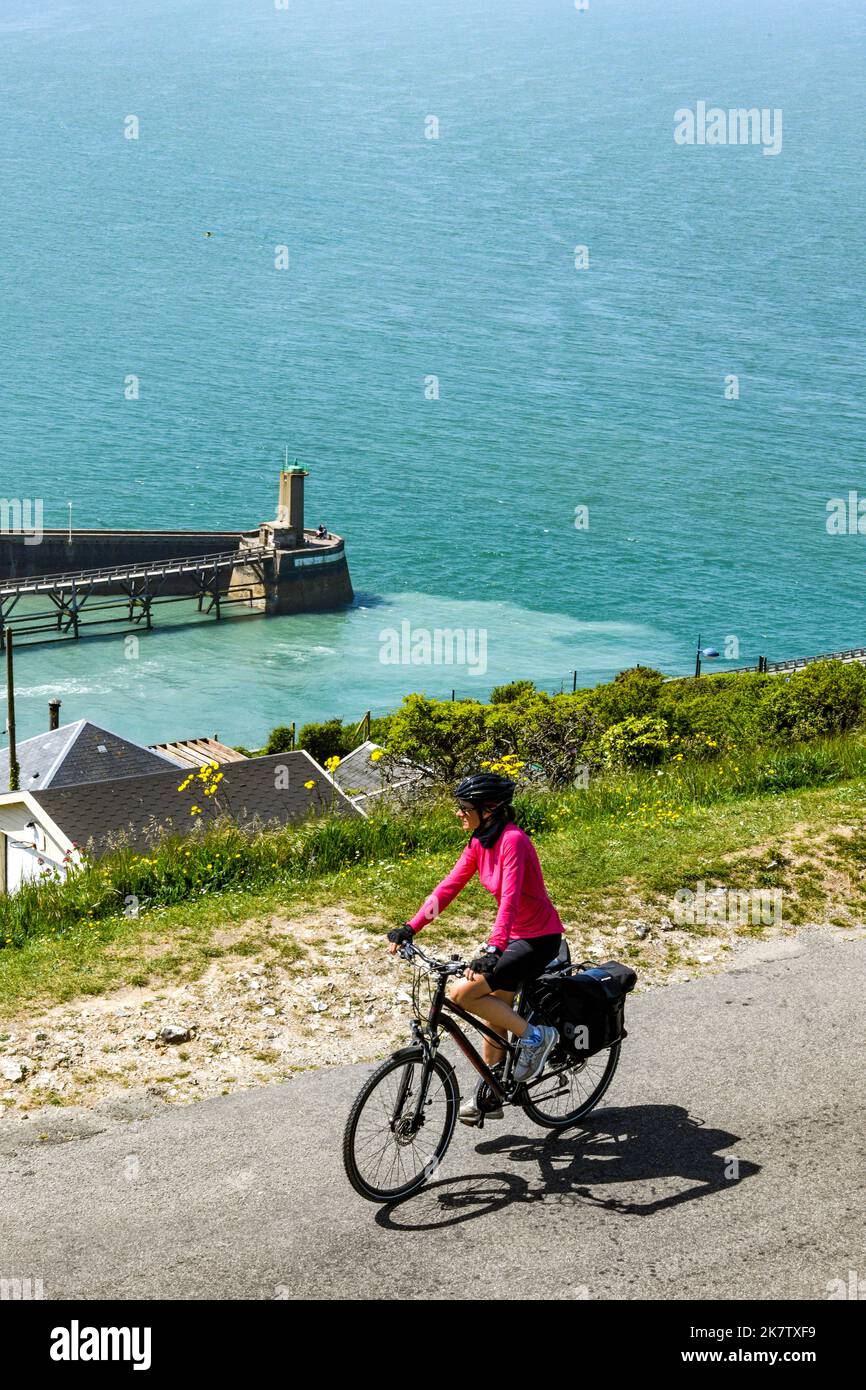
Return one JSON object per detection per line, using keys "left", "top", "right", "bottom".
{"left": 1, "top": 0, "right": 864, "bottom": 748}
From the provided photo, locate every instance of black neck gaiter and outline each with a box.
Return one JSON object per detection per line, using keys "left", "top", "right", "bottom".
{"left": 473, "top": 808, "right": 509, "bottom": 849}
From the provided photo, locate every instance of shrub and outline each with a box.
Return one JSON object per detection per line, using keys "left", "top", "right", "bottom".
{"left": 297, "top": 718, "right": 353, "bottom": 765}
{"left": 585, "top": 666, "right": 665, "bottom": 728}
{"left": 264, "top": 726, "right": 295, "bottom": 755}
{"left": 600, "top": 715, "right": 671, "bottom": 768}
{"left": 369, "top": 715, "right": 393, "bottom": 745}
{"left": 757, "top": 661, "right": 866, "bottom": 741}
{"left": 483, "top": 688, "right": 550, "bottom": 759}
{"left": 385, "top": 694, "right": 491, "bottom": 782}
{"left": 657, "top": 672, "right": 772, "bottom": 749}
{"left": 490, "top": 679, "right": 537, "bottom": 704}
{"left": 519, "top": 701, "right": 602, "bottom": 787}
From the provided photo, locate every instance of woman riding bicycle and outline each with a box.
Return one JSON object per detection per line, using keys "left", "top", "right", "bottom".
{"left": 387, "top": 771, "right": 561, "bottom": 1124}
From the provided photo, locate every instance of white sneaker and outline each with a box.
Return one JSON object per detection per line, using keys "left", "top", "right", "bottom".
{"left": 458, "top": 1069, "right": 505, "bottom": 1125}
{"left": 458, "top": 1095, "right": 504, "bottom": 1126}
{"left": 513, "top": 1025, "right": 558, "bottom": 1084}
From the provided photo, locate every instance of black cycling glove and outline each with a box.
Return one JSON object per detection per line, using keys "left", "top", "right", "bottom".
{"left": 468, "top": 945, "right": 502, "bottom": 977}
{"left": 387, "top": 924, "right": 415, "bottom": 945}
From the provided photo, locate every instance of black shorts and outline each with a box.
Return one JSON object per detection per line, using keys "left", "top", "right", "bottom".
{"left": 486, "top": 933, "right": 563, "bottom": 993}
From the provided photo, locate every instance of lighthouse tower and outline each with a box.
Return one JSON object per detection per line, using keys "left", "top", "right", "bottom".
{"left": 230, "top": 467, "right": 353, "bottom": 614}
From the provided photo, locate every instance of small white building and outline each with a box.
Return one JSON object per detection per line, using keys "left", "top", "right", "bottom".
{"left": 0, "top": 792, "right": 74, "bottom": 893}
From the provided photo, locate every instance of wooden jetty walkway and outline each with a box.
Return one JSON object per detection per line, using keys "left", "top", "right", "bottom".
{"left": 0, "top": 545, "right": 274, "bottom": 647}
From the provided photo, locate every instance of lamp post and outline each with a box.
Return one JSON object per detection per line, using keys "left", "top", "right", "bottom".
{"left": 67, "top": 501, "right": 73, "bottom": 544}
{"left": 694, "top": 634, "right": 720, "bottom": 678}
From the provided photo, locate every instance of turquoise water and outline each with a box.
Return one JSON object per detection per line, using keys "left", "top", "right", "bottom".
{"left": 1, "top": 0, "right": 864, "bottom": 748}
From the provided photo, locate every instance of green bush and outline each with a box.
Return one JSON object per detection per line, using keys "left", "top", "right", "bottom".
{"left": 600, "top": 715, "right": 671, "bottom": 768}
{"left": 271, "top": 660, "right": 866, "bottom": 786}
{"left": 518, "top": 699, "right": 602, "bottom": 787}
{"left": 584, "top": 666, "right": 665, "bottom": 727}
{"left": 369, "top": 715, "right": 393, "bottom": 745}
{"left": 297, "top": 718, "right": 353, "bottom": 765}
{"left": 385, "top": 694, "right": 491, "bottom": 782}
{"left": 657, "top": 672, "right": 772, "bottom": 749}
{"left": 490, "top": 679, "right": 537, "bottom": 704}
{"left": 264, "top": 726, "right": 295, "bottom": 755}
{"left": 757, "top": 661, "right": 866, "bottom": 742}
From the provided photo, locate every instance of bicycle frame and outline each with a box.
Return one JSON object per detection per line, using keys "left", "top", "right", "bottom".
{"left": 409, "top": 960, "right": 534, "bottom": 1107}
{"left": 438, "top": 1000, "right": 517, "bottom": 1100}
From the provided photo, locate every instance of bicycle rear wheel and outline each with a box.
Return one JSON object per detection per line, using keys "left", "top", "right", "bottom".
{"left": 343, "top": 1047, "right": 459, "bottom": 1202}
{"left": 521, "top": 1041, "right": 620, "bottom": 1129}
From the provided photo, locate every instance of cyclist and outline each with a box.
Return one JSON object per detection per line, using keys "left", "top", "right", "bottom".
{"left": 388, "top": 771, "right": 561, "bottom": 1125}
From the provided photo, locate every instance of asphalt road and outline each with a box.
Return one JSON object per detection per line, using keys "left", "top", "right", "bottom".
{"left": 1, "top": 928, "right": 864, "bottom": 1300}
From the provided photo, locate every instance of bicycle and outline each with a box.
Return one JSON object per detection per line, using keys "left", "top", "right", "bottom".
{"left": 342, "top": 938, "right": 622, "bottom": 1203}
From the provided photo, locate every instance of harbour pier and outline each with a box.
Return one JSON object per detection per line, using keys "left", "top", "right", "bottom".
{"left": 0, "top": 470, "right": 353, "bottom": 647}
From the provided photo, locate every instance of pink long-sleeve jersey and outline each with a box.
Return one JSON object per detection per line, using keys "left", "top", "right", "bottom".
{"left": 407, "top": 821, "right": 563, "bottom": 950}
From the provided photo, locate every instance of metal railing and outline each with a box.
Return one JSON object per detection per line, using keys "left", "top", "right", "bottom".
{"left": 695, "top": 645, "right": 866, "bottom": 679}
{"left": 0, "top": 545, "right": 274, "bottom": 597}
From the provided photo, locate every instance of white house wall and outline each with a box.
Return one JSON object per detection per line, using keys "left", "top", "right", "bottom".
{"left": 0, "top": 801, "right": 70, "bottom": 892}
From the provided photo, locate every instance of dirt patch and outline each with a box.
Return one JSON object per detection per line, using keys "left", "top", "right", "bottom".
{"left": 0, "top": 912, "right": 407, "bottom": 1123}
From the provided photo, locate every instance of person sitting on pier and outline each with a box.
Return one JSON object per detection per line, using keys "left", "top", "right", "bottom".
{"left": 316, "top": 523, "right": 328, "bottom": 539}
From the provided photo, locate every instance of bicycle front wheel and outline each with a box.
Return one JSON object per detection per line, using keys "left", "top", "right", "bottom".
{"left": 521, "top": 1041, "right": 621, "bottom": 1130}
{"left": 343, "top": 1047, "right": 459, "bottom": 1203}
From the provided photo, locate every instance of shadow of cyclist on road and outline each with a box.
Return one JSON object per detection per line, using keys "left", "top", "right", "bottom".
{"left": 376, "top": 1103, "right": 759, "bottom": 1231}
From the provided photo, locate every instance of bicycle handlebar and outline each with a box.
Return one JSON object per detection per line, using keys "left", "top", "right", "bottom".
{"left": 397, "top": 940, "right": 466, "bottom": 975}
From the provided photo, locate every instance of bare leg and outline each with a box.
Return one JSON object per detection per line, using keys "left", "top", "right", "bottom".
{"left": 450, "top": 977, "right": 529, "bottom": 1051}
{"left": 482, "top": 989, "right": 515, "bottom": 1067}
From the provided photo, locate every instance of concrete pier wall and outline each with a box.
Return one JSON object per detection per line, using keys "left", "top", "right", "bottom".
{"left": 0, "top": 530, "right": 246, "bottom": 590}
{"left": 231, "top": 537, "right": 353, "bottom": 613}
{"left": 0, "top": 528, "right": 354, "bottom": 610}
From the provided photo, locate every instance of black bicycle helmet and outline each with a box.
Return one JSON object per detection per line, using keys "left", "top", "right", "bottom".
{"left": 454, "top": 772, "right": 516, "bottom": 809}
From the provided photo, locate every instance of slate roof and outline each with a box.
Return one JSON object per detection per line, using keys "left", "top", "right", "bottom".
{"left": 332, "top": 741, "right": 429, "bottom": 801}
{"left": 31, "top": 750, "right": 361, "bottom": 856}
{"left": 0, "top": 721, "right": 176, "bottom": 792}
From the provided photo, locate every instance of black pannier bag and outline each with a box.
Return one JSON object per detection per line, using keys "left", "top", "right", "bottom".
{"left": 532, "top": 960, "right": 637, "bottom": 1058}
